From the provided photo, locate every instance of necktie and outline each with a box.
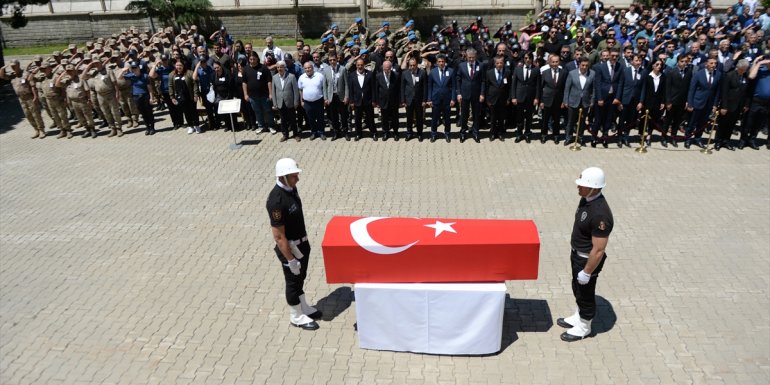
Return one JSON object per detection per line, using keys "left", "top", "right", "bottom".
{"left": 497, "top": 70, "right": 501, "bottom": 84}
{"left": 609, "top": 63, "right": 614, "bottom": 78}
{"left": 632, "top": 69, "right": 636, "bottom": 81}
{"left": 707, "top": 72, "right": 712, "bottom": 86}
{"left": 524, "top": 67, "right": 529, "bottom": 82}
{"left": 470, "top": 63, "right": 475, "bottom": 78}
{"left": 553, "top": 69, "right": 558, "bottom": 85}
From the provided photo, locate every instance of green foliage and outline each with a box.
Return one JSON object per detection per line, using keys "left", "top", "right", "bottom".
{"left": 381, "top": 0, "right": 431, "bottom": 15}
{"left": 762, "top": 0, "right": 769, "bottom": 9}
{"left": 125, "top": 0, "right": 212, "bottom": 29}
{"left": 0, "top": 0, "right": 51, "bottom": 28}
{"left": 525, "top": 10, "right": 534, "bottom": 25}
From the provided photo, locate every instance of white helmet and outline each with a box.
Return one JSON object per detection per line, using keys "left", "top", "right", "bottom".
{"left": 275, "top": 158, "right": 302, "bottom": 177}
{"left": 575, "top": 167, "right": 606, "bottom": 189}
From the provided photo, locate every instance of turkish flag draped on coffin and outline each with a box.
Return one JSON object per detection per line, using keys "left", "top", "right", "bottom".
{"left": 321, "top": 216, "right": 540, "bottom": 283}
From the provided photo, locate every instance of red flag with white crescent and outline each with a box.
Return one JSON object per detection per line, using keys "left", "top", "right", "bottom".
{"left": 321, "top": 216, "right": 540, "bottom": 283}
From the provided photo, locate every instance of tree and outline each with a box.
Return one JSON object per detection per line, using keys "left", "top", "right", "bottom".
{"left": 1, "top": 0, "right": 51, "bottom": 28}
{"left": 125, "top": 0, "right": 212, "bottom": 31}
{"left": 380, "top": 0, "right": 431, "bottom": 17}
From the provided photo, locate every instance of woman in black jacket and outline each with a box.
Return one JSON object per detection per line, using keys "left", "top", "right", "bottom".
{"left": 638, "top": 60, "right": 667, "bottom": 146}
{"left": 210, "top": 61, "right": 237, "bottom": 131}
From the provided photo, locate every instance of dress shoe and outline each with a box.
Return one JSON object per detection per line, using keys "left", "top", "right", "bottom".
{"left": 554, "top": 138, "right": 561, "bottom": 145}
{"left": 498, "top": 136, "right": 505, "bottom": 142}
{"left": 148, "top": 128, "right": 156, "bottom": 135}
{"left": 430, "top": 136, "right": 436, "bottom": 143}
{"left": 749, "top": 140, "right": 760, "bottom": 150}
{"left": 394, "top": 133, "right": 400, "bottom": 141}
{"left": 563, "top": 139, "right": 570, "bottom": 146}
{"left": 602, "top": 140, "right": 608, "bottom": 148}
{"left": 144, "top": 129, "right": 150, "bottom": 136}
{"left": 557, "top": 318, "right": 574, "bottom": 329}
{"left": 331, "top": 132, "right": 338, "bottom": 141}
{"left": 616, "top": 140, "right": 622, "bottom": 148}
{"left": 295, "top": 135, "right": 302, "bottom": 142}
{"left": 525, "top": 135, "right": 531, "bottom": 143}
{"left": 684, "top": 140, "right": 691, "bottom": 149}
{"left": 560, "top": 332, "right": 586, "bottom": 342}
{"left": 405, "top": 133, "right": 413, "bottom": 141}
{"left": 694, "top": 139, "right": 705, "bottom": 149}
{"left": 310, "top": 135, "right": 316, "bottom": 141}
{"left": 661, "top": 138, "right": 668, "bottom": 147}
{"left": 540, "top": 136, "right": 547, "bottom": 144}
{"left": 590, "top": 140, "right": 597, "bottom": 148}
{"left": 714, "top": 142, "right": 721, "bottom": 151}
{"left": 320, "top": 135, "right": 327, "bottom": 141}
{"left": 382, "top": 133, "right": 389, "bottom": 141}
{"left": 738, "top": 141, "right": 745, "bottom": 149}
{"left": 280, "top": 136, "right": 288, "bottom": 142}
{"left": 354, "top": 135, "right": 361, "bottom": 141}
{"left": 622, "top": 138, "right": 631, "bottom": 147}
{"left": 291, "top": 320, "right": 319, "bottom": 330}
{"left": 373, "top": 135, "right": 378, "bottom": 141}
{"left": 418, "top": 136, "right": 424, "bottom": 142}
{"left": 460, "top": 134, "right": 466, "bottom": 143}
{"left": 671, "top": 139, "right": 678, "bottom": 148}
{"left": 725, "top": 143, "right": 735, "bottom": 151}
{"left": 473, "top": 136, "right": 480, "bottom": 143}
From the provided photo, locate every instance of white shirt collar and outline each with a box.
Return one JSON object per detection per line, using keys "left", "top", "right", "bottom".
{"left": 276, "top": 178, "right": 293, "bottom": 191}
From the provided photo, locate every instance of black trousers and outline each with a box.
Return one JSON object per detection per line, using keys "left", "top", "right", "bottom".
{"left": 570, "top": 250, "right": 607, "bottom": 321}
{"left": 516, "top": 101, "right": 534, "bottom": 137}
{"left": 665, "top": 103, "right": 686, "bottom": 140}
{"left": 489, "top": 100, "right": 506, "bottom": 137}
{"left": 275, "top": 241, "right": 311, "bottom": 306}
{"left": 431, "top": 100, "right": 452, "bottom": 136}
{"left": 717, "top": 110, "right": 739, "bottom": 143}
{"left": 541, "top": 103, "right": 562, "bottom": 138}
{"left": 179, "top": 98, "right": 199, "bottom": 127}
{"left": 380, "top": 106, "right": 399, "bottom": 135}
{"left": 618, "top": 102, "right": 639, "bottom": 137}
{"left": 741, "top": 98, "right": 769, "bottom": 142}
{"left": 592, "top": 97, "right": 615, "bottom": 138}
{"left": 566, "top": 106, "right": 589, "bottom": 141}
{"left": 326, "top": 94, "right": 349, "bottom": 133}
{"left": 133, "top": 93, "right": 154, "bottom": 129}
{"left": 163, "top": 93, "right": 184, "bottom": 127}
{"left": 459, "top": 96, "right": 480, "bottom": 136}
{"left": 278, "top": 105, "right": 298, "bottom": 137}
{"left": 201, "top": 98, "right": 217, "bottom": 129}
{"left": 405, "top": 101, "right": 424, "bottom": 134}
{"left": 354, "top": 104, "right": 377, "bottom": 137}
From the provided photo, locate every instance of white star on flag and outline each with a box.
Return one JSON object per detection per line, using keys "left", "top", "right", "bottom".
{"left": 424, "top": 220, "right": 457, "bottom": 237}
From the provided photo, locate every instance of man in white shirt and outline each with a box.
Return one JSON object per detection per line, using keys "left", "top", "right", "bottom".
{"left": 563, "top": 58, "right": 595, "bottom": 146}
{"left": 298, "top": 62, "right": 327, "bottom": 140}
{"left": 262, "top": 36, "right": 284, "bottom": 63}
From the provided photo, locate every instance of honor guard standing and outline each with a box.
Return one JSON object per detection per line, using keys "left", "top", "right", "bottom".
{"left": 1, "top": 61, "right": 46, "bottom": 138}
{"left": 266, "top": 158, "right": 322, "bottom": 331}
{"left": 83, "top": 58, "right": 124, "bottom": 137}
{"left": 114, "top": 51, "right": 141, "bottom": 128}
{"left": 559, "top": 167, "right": 614, "bottom": 342}
{"left": 58, "top": 64, "right": 97, "bottom": 138}
{"left": 36, "top": 62, "right": 73, "bottom": 138}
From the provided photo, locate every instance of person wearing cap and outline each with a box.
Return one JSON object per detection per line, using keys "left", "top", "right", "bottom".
{"left": 118, "top": 60, "right": 156, "bottom": 135}
{"left": 1, "top": 61, "right": 46, "bottom": 138}
{"left": 369, "top": 21, "right": 391, "bottom": 42}
{"left": 266, "top": 158, "right": 322, "bottom": 331}
{"left": 192, "top": 54, "right": 217, "bottom": 131}
{"left": 558, "top": 166, "right": 613, "bottom": 342}
{"left": 36, "top": 61, "right": 72, "bottom": 138}
{"left": 82, "top": 56, "right": 123, "bottom": 137}
{"left": 209, "top": 25, "right": 233, "bottom": 47}
{"left": 113, "top": 52, "right": 141, "bottom": 129}
{"left": 345, "top": 17, "right": 369, "bottom": 46}
{"left": 57, "top": 64, "right": 96, "bottom": 138}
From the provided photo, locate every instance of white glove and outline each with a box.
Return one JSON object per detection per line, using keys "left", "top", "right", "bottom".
{"left": 287, "top": 259, "right": 301, "bottom": 275}
{"left": 289, "top": 242, "right": 304, "bottom": 260}
{"left": 577, "top": 270, "right": 591, "bottom": 285}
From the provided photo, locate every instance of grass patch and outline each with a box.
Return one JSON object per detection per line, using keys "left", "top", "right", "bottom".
{"left": 4, "top": 37, "right": 322, "bottom": 57}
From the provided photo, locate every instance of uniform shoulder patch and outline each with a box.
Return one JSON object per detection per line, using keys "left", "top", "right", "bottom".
{"left": 271, "top": 209, "right": 282, "bottom": 221}
{"left": 598, "top": 221, "right": 606, "bottom": 231}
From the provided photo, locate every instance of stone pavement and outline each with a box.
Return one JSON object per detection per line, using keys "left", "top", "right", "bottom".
{"left": 1, "top": 84, "right": 769, "bottom": 385}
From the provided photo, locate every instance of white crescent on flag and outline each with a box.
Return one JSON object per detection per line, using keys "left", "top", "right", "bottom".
{"left": 349, "top": 217, "right": 419, "bottom": 255}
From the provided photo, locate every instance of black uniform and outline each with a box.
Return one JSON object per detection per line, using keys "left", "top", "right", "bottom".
{"left": 266, "top": 183, "right": 311, "bottom": 306}
{"left": 570, "top": 194, "right": 613, "bottom": 321}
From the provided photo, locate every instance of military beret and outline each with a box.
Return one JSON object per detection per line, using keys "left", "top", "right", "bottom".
{"left": 355, "top": 17, "right": 363, "bottom": 23}
{"left": 405, "top": 20, "right": 414, "bottom": 28}
{"left": 382, "top": 21, "right": 390, "bottom": 27}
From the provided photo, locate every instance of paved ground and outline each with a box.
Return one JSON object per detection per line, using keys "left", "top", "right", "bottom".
{"left": 1, "top": 82, "right": 769, "bottom": 385}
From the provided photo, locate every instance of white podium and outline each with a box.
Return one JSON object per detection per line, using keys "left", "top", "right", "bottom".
{"left": 354, "top": 282, "right": 506, "bottom": 355}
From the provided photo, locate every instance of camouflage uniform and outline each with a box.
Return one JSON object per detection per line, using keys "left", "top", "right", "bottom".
{"left": 87, "top": 66, "right": 123, "bottom": 137}
{"left": 36, "top": 67, "right": 72, "bottom": 138}
{"left": 9, "top": 71, "right": 46, "bottom": 138}
{"left": 113, "top": 64, "right": 140, "bottom": 127}
{"left": 62, "top": 66, "right": 96, "bottom": 137}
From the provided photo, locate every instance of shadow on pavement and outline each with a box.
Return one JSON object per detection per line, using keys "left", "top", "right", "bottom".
{"left": 498, "top": 296, "right": 553, "bottom": 353}
{"left": 316, "top": 286, "right": 353, "bottom": 322}
{"left": 592, "top": 295, "right": 617, "bottom": 336}
{"left": 0, "top": 83, "right": 23, "bottom": 135}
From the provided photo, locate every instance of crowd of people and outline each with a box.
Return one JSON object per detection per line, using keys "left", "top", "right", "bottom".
{"left": 3, "top": 0, "right": 770, "bottom": 150}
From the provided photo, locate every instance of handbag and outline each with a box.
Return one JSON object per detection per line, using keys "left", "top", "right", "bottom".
{"left": 206, "top": 87, "right": 216, "bottom": 104}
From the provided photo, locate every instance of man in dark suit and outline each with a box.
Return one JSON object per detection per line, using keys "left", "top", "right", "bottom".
{"left": 482, "top": 56, "right": 511, "bottom": 141}
{"left": 323, "top": 53, "right": 349, "bottom": 140}
{"left": 346, "top": 58, "right": 377, "bottom": 141}
{"left": 563, "top": 58, "right": 596, "bottom": 146}
{"left": 427, "top": 54, "right": 456, "bottom": 142}
{"left": 400, "top": 57, "right": 427, "bottom": 141}
{"left": 592, "top": 49, "right": 622, "bottom": 147}
{"left": 663, "top": 54, "right": 692, "bottom": 147}
{"left": 537, "top": 55, "right": 567, "bottom": 144}
{"left": 374, "top": 60, "right": 401, "bottom": 140}
{"left": 715, "top": 59, "right": 749, "bottom": 151}
{"left": 456, "top": 48, "right": 485, "bottom": 142}
{"left": 615, "top": 54, "right": 646, "bottom": 147}
{"left": 685, "top": 57, "right": 721, "bottom": 148}
{"left": 510, "top": 52, "right": 539, "bottom": 142}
